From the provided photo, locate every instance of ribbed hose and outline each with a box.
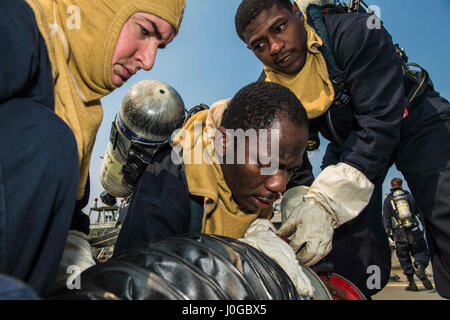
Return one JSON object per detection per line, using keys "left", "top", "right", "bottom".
{"left": 48, "top": 233, "right": 307, "bottom": 300}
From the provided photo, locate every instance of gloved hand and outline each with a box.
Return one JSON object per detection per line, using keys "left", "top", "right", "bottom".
{"left": 239, "top": 219, "right": 315, "bottom": 298}
{"left": 278, "top": 187, "right": 334, "bottom": 266}
{"left": 387, "top": 230, "right": 395, "bottom": 242}
{"left": 388, "top": 237, "right": 396, "bottom": 250}
{"left": 277, "top": 162, "right": 374, "bottom": 267}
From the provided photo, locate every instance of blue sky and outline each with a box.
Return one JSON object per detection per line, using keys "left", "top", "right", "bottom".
{"left": 88, "top": 0, "right": 450, "bottom": 209}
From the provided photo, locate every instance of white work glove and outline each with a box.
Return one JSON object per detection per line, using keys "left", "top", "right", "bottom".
{"left": 55, "top": 230, "right": 96, "bottom": 288}
{"left": 388, "top": 238, "right": 396, "bottom": 249}
{"left": 239, "top": 219, "right": 315, "bottom": 298}
{"left": 277, "top": 162, "right": 374, "bottom": 267}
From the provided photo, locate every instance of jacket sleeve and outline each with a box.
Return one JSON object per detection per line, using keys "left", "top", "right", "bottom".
{"left": 328, "top": 14, "right": 406, "bottom": 181}
{"left": 114, "top": 151, "right": 191, "bottom": 256}
{"left": 382, "top": 195, "right": 393, "bottom": 232}
{"left": 0, "top": 0, "right": 43, "bottom": 102}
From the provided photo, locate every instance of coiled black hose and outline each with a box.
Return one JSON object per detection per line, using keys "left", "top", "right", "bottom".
{"left": 48, "top": 233, "right": 306, "bottom": 300}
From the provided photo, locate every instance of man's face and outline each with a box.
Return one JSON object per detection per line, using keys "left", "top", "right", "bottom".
{"left": 220, "top": 118, "right": 309, "bottom": 213}
{"left": 242, "top": 4, "right": 307, "bottom": 75}
{"left": 111, "top": 12, "right": 175, "bottom": 87}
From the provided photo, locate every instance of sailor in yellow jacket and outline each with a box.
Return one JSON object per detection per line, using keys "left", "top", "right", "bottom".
{"left": 0, "top": 0, "right": 185, "bottom": 296}
{"left": 114, "top": 81, "right": 310, "bottom": 251}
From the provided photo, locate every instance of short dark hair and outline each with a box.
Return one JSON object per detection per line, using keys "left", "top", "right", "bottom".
{"left": 391, "top": 178, "right": 403, "bottom": 188}
{"left": 221, "top": 81, "right": 308, "bottom": 132}
{"left": 235, "top": 0, "right": 293, "bottom": 41}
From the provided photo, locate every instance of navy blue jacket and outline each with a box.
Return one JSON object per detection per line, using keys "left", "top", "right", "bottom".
{"left": 317, "top": 13, "right": 405, "bottom": 181}
{"left": 0, "top": 0, "right": 54, "bottom": 109}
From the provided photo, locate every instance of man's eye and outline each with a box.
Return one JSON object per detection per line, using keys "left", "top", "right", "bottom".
{"left": 253, "top": 42, "right": 265, "bottom": 51}
{"left": 275, "top": 24, "right": 286, "bottom": 33}
{"left": 140, "top": 26, "right": 150, "bottom": 36}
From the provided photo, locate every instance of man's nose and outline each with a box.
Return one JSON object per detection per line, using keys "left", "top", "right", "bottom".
{"left": 269, "top": 37, "right": 283, "bottom": 56}
{"left": 135, "top": 40, "right": 158, "bottom": 71}
{"left": 265, "top": 169, "right": 287, "bottom": 194}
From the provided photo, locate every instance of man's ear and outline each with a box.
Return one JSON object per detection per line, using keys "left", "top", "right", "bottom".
{"left": 292, "top": 1, "right": 301, "bottom": 15}
{"left": 292, "top": 1, "right": 305, "bottom": 23}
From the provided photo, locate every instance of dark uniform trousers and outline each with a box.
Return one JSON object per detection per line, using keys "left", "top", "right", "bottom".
{"left": 393, "top": 227, "right": 430, "bottom": 276}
